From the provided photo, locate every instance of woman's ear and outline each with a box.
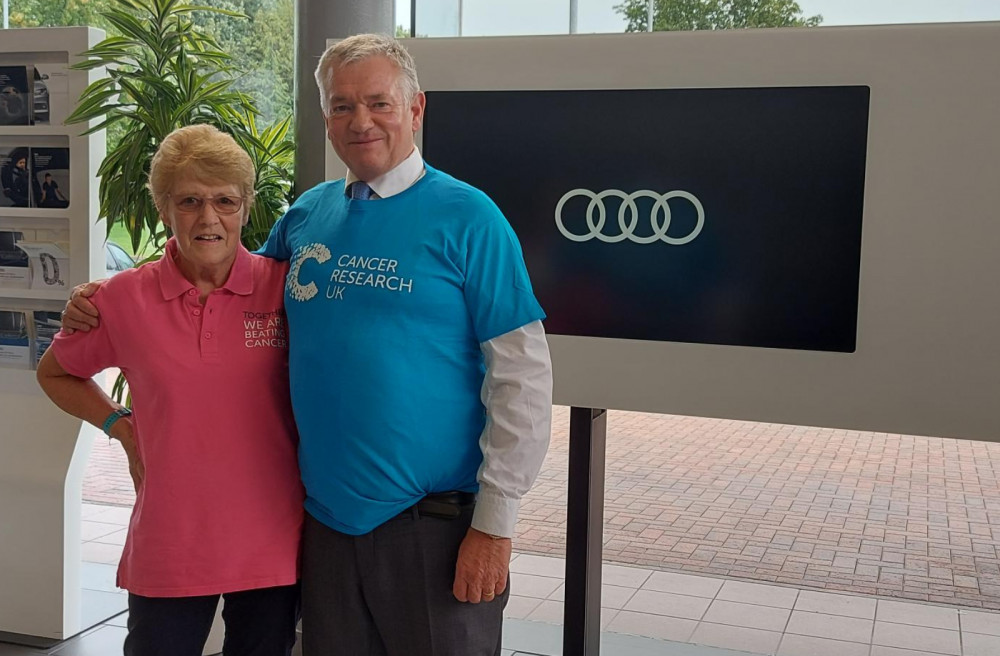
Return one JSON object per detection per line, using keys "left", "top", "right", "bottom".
{"left": 159, "top": 205, "right": 175, "bottom": 233}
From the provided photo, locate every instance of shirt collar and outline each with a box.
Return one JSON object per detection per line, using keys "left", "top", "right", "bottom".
{"left": 158, "top": 237, "right": 255, "bottom": 300}
{"left": 344, "top": 147, "right": 425, "bottom": 199}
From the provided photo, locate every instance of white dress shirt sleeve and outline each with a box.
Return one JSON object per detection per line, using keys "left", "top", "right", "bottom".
{"left": 472, "top": 320, "right": 553, "bottom": 538}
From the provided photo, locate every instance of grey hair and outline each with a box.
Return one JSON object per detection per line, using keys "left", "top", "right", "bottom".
{"left": 314, "top": 33, "right": 421, "bottom": 115}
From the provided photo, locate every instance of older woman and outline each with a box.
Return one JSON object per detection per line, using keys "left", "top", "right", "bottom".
{"left": 36, "top": 125, "right": 302, "bottom": 656}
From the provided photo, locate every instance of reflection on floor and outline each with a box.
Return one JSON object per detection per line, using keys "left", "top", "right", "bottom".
{"left": 3, "top": 503, "right": 998, "bottom": 656}
{"left": 506, "top": 554, "right": 1000, "bottom": 656}
{"left": 504, "top": 552, "right": 1000, "bottom": 656}
{"left": 0, "top": 620, "right": 747, "bottom": 656}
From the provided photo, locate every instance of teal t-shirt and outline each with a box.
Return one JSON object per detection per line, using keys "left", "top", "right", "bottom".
{"left": 258, "top": 164, "right": 545, "bottom": 535}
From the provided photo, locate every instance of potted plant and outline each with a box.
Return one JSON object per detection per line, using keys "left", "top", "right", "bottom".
{"left": 66, "top": 0, "right": 294, "bottom": 255}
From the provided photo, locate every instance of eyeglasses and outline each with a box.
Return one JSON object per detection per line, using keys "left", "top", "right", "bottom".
{"left": 168, "top": 194, "right": 244, "bottom": 215}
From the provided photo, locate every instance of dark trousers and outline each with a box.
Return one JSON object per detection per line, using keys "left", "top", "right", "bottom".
{"left": 124, "top": 584, "right": 300, "bottom": 656}
{"left": 302, "top": 507, "right": 508, "bottom": 656}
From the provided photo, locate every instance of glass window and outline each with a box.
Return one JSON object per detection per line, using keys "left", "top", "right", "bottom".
{"left": 107, "top": 242, "right": 135, "bottom": 271}
{"left": 5, "top": 1, "right": 293, "bottom": 126}
{"left": 403, "top": 0, "right": 1000, "bottom": 37}
{"left": 799, "top": 0, "right": 1000, "bottom": 27}
{"left": 104, "top": 244, "right": 117, "bottom": 272}
{"left": 413, "top": 0, "right": 462, "bottom": 36}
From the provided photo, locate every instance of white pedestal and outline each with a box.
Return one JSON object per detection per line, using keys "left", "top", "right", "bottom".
{"left": 0, "top": 26, "right": 107, "bottom": 640}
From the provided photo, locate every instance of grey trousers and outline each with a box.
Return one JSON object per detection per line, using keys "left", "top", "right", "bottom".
{"left": 301, "top": 506, "right": 508, "bottom": 656}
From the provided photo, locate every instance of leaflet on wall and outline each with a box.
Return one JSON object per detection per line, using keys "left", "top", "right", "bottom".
{"left": 0, "top": 224, "right": 70, "bottom": 290}
{"left": 32, "top": 148, "right": 70, "bottom": 208}
{"left": 32, "top": 311, "right": 61, "bottom": 367}
{"left": 30, "top": 63, "right": 69, "bottom": 126}
{"left": 15, "top": 242, "right": 69, "bottom": 290}
{"left": 0, "top": 145, "right": 33, "bottom": 208}
{"left": 0, "top": 66, "right": 32, "bottom": 126}
{"left": 0, "top": 309, "right": 31, "bottom": 370}
{"left": 0, "top": 229, "right": 30, "bottom": 288}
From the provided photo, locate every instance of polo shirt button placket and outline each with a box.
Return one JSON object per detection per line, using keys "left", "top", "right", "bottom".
{"left": 186, "top": 290, "right": 205, "bottom": 343}
{"left": 200, "top": 296, "right": 221, "bottom": 363}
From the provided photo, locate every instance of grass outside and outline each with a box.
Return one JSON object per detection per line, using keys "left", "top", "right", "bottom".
{"left": 105, "top": 221, "right": 151, "bottom": 259}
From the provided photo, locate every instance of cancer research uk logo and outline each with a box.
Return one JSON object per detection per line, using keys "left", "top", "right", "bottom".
{"left": 287, "top": 243, "right": 331, "bottom": 301}
{"left": 287, "top": 243, "right": 414, "bottom": 302}
{"left": 554, "top": 188, "right": 705, "bottom": 245}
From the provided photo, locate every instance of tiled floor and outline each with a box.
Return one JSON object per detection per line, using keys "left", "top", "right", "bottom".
{"left": 0, "top": 620, "right": 754, "bottom": 656}
{"left": 0, "top": 626, "right": 128, "bottom": 656}
{"left": 79, "top": 503, "right": 131, "bottom": 566}
{"left": 3, "top": 512, "right": 998, "bottom": 655}
{"left": 84, "top": 407, "right": 1000, "bottom": 610}
{"left": 504, "top": 552, "right": 1000, "bottom": 655}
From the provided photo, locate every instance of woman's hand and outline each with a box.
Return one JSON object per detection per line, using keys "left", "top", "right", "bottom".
{"left": 110, "top": 417, "right": 144, "bottom": 492}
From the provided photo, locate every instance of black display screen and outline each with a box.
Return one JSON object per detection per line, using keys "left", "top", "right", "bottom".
{"left": 423, "top": 87, "right": 869, "bottom": 352}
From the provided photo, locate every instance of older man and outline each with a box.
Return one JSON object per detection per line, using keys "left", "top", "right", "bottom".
{"left": 270, "top": 33, "right": 552, "bottom": 655}
{"left": 65, "top": 33, "right": 551, "bottom": 655}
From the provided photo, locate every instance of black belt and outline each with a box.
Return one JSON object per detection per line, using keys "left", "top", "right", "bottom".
{"left": 403, "top": 491, "right": 476, "bottom": 520}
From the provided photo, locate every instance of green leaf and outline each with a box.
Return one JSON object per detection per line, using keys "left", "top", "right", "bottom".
{"left": 67, "top": 0, "right": 295, "bottom": 257}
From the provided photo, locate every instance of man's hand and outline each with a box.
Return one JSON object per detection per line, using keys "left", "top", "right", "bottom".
{"left": 61, "top": 281, "right": 106, "bottom": 334}
{"left": 110, "top": 417, "right": 144, "bottom": 493}
{"left": 453, "top": 528, "right": 511, "bottom": 603}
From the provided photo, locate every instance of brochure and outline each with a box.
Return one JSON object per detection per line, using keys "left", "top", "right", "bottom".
{"left": 15, "top": 241, "right": 69, "bottom": 290}
{"left": 0, "top": 224, "right": 70, "bottom": 290}
{"left": 0, "top": 308, "right": 31, "bottom": 370}
{"left": 0, "top": 66, "right": 31, "bottom": 126}
{"left": 0, "top": 229, "right": 30, "bottom": 288}
{"left": 0, "top": 145, "right": 32, "bottom": 208}
{"left": 32, "top": 147, "right": 70, "bottom": 208}
{"left": 33, "top": 311, "right": 62, "bottom": 367}
{"left": 31, "top": 63, "right": 70, "bottom": 126}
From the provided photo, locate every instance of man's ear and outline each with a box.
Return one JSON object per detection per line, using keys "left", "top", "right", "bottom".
{"left": 411, "top": 91, "right": 426, "bottom": 133}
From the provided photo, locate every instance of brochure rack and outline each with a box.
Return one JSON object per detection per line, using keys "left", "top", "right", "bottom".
{"left": 0, "top": 27, "right": 113, "bottom": 642}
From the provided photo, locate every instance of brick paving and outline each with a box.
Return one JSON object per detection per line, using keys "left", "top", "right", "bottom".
{"left": 83, "top": 406, "right": 1000, "bottom": 609}
{"left": 83, "top": 435, "right": 137, "bottom": 507}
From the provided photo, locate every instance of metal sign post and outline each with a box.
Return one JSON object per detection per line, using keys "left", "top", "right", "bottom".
{"left": 563, "top": 407, "right": 607, "bottom": 655}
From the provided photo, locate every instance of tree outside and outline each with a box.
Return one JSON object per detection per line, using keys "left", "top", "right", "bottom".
{"left": 181, "top": 0, "right": 294, "bottom": 127}
{"left": 9, "top": 0, "right": 821, "bottom": 133}
{"left": 7, "top": 0, "right": 293, "bottom": 128}
{"left": 615, "top": 0, "right": 822, "bottom": 32}
{"left": 6, "top": 0, "right": 112, "bottom": 31}
{"left": 9, "top": 0, "right": 295, "bottom": 257}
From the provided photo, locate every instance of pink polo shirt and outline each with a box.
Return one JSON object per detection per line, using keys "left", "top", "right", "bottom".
{"left": 52, "top": 239, "right": 303, "bottom": 597}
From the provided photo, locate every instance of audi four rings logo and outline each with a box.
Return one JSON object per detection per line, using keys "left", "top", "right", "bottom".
{"left": 554, "top": 189, "right": 706, "bottom": 245}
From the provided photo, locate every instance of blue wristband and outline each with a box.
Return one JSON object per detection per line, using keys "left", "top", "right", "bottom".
{"left": 102, "top": 407, "right": 132, "bottom": 436}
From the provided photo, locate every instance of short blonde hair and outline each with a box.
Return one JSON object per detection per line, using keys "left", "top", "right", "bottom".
{"left": 314, "top": 33, "right": 420, "bottom": 115}
{"left": 148, "top": 124, "right": 255, "bottom": 215}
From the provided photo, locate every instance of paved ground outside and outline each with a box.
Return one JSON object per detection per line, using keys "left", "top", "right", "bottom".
{"left": 83, "top": 406, "right": 1000, "bottom": 610}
